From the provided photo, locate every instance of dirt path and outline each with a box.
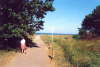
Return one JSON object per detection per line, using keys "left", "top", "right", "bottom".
{"left": 4, "top": 35, "right": 54, "bottom": 67}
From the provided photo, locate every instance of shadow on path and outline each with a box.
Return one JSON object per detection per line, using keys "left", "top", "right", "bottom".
{"left": 29, "top": 42, "right": 40, "bottom": 48}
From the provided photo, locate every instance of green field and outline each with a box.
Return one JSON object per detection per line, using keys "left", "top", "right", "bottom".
{"left": 41, "top": 35, "right": 100, "bottom": 67}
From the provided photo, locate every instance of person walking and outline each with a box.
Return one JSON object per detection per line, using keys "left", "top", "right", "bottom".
{"left": 20, "top": 38, "right": 27, "bottom": 53}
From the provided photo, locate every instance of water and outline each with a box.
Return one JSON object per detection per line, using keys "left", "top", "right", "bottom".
{"left": 35, "top": 33, "right": 77, "bottom": 35}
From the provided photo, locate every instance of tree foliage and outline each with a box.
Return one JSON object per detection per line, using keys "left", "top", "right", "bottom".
{"left": 0, "top": 0, "right": 55, "bottom": 38}
{"left": 0, "top": 0, "right": 55, "bottom": 49}
{"left": 79, "top": 5, "right": 100, "bottom": 39}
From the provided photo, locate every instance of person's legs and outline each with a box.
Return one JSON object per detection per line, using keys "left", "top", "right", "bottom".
{"left": 21, "top": 44, "right": 27, "bottom": 54}
{"left": 21, "top": 49, "right": 23, "bottom": 53}
{"left": 21, "top": 44, "right": 24, "bottom": 53}
{"left": 22, "top": 49, "right": 24, "bottom": 53}
{"left": 24, "top": 45, "right": 27, "bottom": 54}
{"left": 23, "top": 49, "right": 25, "bottom": 53}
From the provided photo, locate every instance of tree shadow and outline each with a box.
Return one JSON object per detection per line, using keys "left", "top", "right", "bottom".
{"left": 28, "top": 42, "right": 40, "bottom": 48}
{"left": 0, "top": 37, "right": 39, "bottom": 51}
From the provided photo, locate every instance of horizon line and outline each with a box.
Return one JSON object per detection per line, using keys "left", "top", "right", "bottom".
{"left": 35, "top": 32, "right": 78, "bottom": 35}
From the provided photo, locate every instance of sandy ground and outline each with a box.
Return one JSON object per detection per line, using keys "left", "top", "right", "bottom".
{"left": 4, "top": 35, "right": 55, "bottom": 67}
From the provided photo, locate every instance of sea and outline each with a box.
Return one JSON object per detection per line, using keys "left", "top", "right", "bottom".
{"left": 35, "top": 33, "right": 77, "bottom": 35}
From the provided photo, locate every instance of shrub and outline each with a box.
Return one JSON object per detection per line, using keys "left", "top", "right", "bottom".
{"left": 72, "top": 35, "right": 80, "bottom": 39}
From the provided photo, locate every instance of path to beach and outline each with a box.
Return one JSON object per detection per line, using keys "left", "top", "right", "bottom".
{"left": 4, "top": 35, "right": 54, "bottom": 67}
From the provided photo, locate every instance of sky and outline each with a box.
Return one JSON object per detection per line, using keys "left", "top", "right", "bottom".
{"left": 37, "top": 0, "right": 100, "bottom": 34}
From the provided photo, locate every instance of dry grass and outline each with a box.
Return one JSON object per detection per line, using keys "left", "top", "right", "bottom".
{"left": 41, "top": 35, "right": 72, "bottom": 67}
{"left": 0, "top": 50, "right": 16, "bottom": 67}
{"left": 41, "top": 35, "right": 100, "bottom": 67}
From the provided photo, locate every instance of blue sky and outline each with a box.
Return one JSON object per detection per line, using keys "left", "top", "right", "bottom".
{"left": 37, "top": 0, "right": 100, "bottom": 34}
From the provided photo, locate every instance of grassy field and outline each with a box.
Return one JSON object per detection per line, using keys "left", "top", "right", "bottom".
{"left": 0, "top": 50, "right": 16, "bottom": 67}
{"left": 41, "top": 35, "right": 100, "bottom": 67}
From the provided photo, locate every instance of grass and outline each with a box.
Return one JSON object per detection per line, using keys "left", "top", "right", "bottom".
{"left": 41, "top": 35, "right": 100, "bottom": 67}
{"left": 0, "top": 50, "right": 16, "bottom": 67}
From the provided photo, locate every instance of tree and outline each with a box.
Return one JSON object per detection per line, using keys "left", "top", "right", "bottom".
{"left": 79, "top": 5, "right": 100, "bottom": 39}
{"left": 0, "top": 0, "right": 55, "bottom": 49}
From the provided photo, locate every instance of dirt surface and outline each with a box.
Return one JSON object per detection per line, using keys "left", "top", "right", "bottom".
{"left": 4, "top": 35, "right": 55, "bottom": 67}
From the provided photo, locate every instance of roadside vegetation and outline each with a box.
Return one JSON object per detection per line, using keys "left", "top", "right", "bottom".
{"left": 0, "top": 0, "right": 54, "bottom": 65}
{"left": 0, "top": 0, "right": 55, "bottom": 50}
{"left": 41, "top": 35, "right": 100, "bottom": 67}
{"left": 0, "top": 50, "right": 16, "bottom": 67}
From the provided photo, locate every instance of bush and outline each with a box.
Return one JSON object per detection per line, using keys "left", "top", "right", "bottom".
{"left": 72, "top": 35, "right": 80, "bottom": 39}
